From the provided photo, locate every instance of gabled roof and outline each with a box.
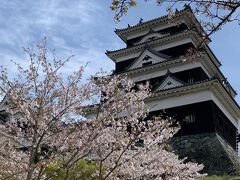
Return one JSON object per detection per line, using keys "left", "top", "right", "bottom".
{"left": 106, "top": 30, "right": 193, "bottom": 58}
{"left": 114, "top": 6, "right": 207, "bottom": 43}
{"left": 145, "top": 46, "right": 171, "bottom": 59}
{"left": 126, "top": 46, "right": 171, "bottom": 70}
{"left": 148, "top": 78, "right": 240, "bottom": 122}
{"left": 113, "top": 51, "right": 236, "bottom": 98}
{"left": 85, "top": 78, "right": 240, "bottom": 126}
{"left": 154, "top": 70, "right": 186, "bottom": 91}
{"left": 134, "top": 29, "right": 169, "bottom": 45}
{"left": 106, "top": 30, "right": 221, "bottom": 68}
{"left": 115, "top": 7, "right": 190, "bottom": 33}
{"left": 145, "top": 28, "right": 157, "bottom": 35}
{"left": 114, "top": 53, "right": 188, "bottom": 75}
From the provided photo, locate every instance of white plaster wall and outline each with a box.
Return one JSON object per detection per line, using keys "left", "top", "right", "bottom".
{"left": 146, "top": 90, "right": 238, "bottom": 127}
{"left": 147, "top": 90, "right": 212, "bottom": 112}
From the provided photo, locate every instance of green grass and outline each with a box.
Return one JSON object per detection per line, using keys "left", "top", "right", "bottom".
{"left": 198, "top": 176, "right": 240, "bottom": 180}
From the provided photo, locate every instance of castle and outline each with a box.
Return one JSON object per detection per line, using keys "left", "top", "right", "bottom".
{"left": 106, "top": 7, "right": 240, "bottom": 175}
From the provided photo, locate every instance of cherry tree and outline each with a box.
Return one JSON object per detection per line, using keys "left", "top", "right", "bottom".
{"left": 111, "top": 0, "right": 240, "bottom": 38}
{"left": 0, "top": 39, "right": 204, "bottom": 179}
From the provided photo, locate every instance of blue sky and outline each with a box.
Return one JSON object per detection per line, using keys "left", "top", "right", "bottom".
{"left": 0, "top": 0, "right": 239, "bottom": 102}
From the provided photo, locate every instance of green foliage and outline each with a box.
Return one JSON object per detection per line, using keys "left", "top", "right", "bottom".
{"left": 111, "top": 0, "right": 137, "bottom": 11}
{"left": 198, "top": 176, "right": 240, "bottom": 180}
{"left": 129, "top": 0, "right": 137, "bottom": 7}
{"left": 44, "top": 159, "right": 102, "bottom": 180}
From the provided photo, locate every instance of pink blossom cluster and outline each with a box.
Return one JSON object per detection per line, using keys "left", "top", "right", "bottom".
{"left": 0, "top": 39, "right": 204, "bottom": 179}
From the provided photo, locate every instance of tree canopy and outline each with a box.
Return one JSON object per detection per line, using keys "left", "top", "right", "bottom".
{"left": 0, "top": 39, "right": 205, "bottom": 179}
{"left": 111, "top": 0, "right": 240, "bottom": 38}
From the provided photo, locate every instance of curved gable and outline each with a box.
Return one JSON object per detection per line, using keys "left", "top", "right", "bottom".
{"left": 128, "top": 48, "right": 171, "bottom": 70}
{"left": 155, "top": 74, "right": 185, "bottom": 91}
{"left": 136, "top": 32, "right": 169, "bottom": 45}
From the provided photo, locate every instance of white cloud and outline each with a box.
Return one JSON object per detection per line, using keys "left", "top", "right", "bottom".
{"left": 0, "top": 0, "right": 116, "bottom": 79}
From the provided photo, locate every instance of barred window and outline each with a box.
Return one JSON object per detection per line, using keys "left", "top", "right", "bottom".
{"left": 183, "top": 114, "right": 196, "bottom": 123}
{"left": 188, "top": 77, "right": 194, "bottom": 84}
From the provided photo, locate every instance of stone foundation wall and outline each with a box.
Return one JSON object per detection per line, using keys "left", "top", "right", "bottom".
{"left": 170, "top": 132, "right": 240, "bottom": 175}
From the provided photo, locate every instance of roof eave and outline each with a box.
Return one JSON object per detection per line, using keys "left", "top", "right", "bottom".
{"left": 114, "top": 7, "right": 209, "bottom": 44}
{"left": 106, "top": 30, "right": 199, "bottom": 61}
{"left": 148, "top": 79, "right": 240, "bottom": 117}
{"left": 114, "top": 29, "right": 128, "bottom": 43}
{"left": 114, "top": 8, "right": 188, "bottom": 34}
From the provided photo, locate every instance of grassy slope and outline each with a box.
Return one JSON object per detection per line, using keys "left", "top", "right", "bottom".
{"left": 198, "top": 176, "right": 240, "bottom": 180}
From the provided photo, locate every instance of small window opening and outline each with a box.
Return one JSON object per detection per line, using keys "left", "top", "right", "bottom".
{"left": 143, "top": 55, "right": 151, "bottom": 61}
{"left": 188, "top": 77, "right": 194, "bottom": 84}
{"left": 183, "top": 114, "right": 196, "bottom": 123}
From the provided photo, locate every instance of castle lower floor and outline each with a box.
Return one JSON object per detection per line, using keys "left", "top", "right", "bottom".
{"left": 149, "top": 100, "right": 237, "bottom": 150}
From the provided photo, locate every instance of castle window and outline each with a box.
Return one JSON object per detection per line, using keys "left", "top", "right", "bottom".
{"left": 143, "top": 55, "right": 151, "bottom": 61}
{"left": 183, "top": 114, "right": 195, "bottom": 123}
{"left": 230, "top": 129, "right": 235, "bottom": 138}
{"left": 142, "top": 55, "right": 153, "bottom": 67}
{"left": 224, "top": 122, "right": 229, "bottom": 132}
{"left": 218, "top": 118, "right": 223, "bottom": 126}
{"left": 188, "top": 77, "right": 194, "bottom": 84}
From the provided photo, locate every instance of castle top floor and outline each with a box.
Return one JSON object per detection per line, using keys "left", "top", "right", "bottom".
{"left": 115, "top": 7, "right": 208, "bottom": 47}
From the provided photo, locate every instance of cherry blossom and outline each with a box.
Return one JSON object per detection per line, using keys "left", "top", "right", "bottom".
{"left": 0, "top": 39, "right": 205, "bottom": 179}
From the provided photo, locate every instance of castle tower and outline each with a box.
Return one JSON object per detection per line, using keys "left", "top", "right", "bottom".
{"left": 106, "top": 7, "right": 240, "bottom": 175}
